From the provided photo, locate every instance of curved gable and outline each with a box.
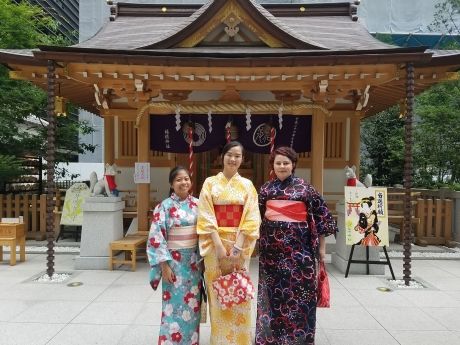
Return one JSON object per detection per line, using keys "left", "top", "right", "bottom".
{"left": 141, "top": 0, "right": 326, "bottom": 50}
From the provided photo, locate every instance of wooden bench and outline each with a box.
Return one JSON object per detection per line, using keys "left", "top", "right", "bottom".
{"left": 109, "top": 235, "right": 147, "bottom": 271}
{"left": 0, "top": 237, "right": 26, "bottom": 266}
{"left": 0, "top": 223, "right": 26, "bottom": 266}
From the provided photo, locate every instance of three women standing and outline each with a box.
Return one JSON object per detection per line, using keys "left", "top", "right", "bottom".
{"left": 147, "top": 166, "right": 201, "bottom": 345}
{"left": 256, "top": 146, "right": 337, "bottom": 345}
{"left": 197, "top": 141, "right": 261, "bottom": 345}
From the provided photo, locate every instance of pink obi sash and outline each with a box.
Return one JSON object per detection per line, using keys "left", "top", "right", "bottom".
{"left": 167, "top": 225, "right": 198, "bottom": 249}
{"left": 265, "top": 200, "right": 307, "bottom": 222}
{"left": 214, "top": 204, "right": 243, "bottom": 227}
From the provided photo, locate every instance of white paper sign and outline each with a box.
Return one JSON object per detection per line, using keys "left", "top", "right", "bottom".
{"left": 134, "top": 162, "right": 150, "bottom": 184}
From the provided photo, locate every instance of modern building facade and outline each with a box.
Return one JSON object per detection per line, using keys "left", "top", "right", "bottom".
{"left": 14, "top": 0, "right": 79, "bottom": 43}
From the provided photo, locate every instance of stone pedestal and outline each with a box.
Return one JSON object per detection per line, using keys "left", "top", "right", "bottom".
{"left": 75, "top": 197, "right": 124, "bottom": 270}
{"left": 331, "top": 201, "right": 385, "bottom": 275}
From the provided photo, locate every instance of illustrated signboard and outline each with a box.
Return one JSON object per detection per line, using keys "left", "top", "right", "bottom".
{"left": 60, "top": 183, "right": 91, "bottom": 226}
{"left": 344, "top": 186, "right": 389, "bottom": 246}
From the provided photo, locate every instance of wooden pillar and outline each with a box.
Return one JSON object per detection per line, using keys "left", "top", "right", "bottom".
{"left": 137, "top": 113, "right": 150, "bottom": 232}
{"left": 403, "top": 62, "right": 415, "bottom": 285}
{"left": 311, "top": 107, "right": 325, "bottom": 194}
{"left": 104, "top": 116, "right": 115, "bottom": 164}
{"left": 349, "top": 112, "right": 361, "bottom": 177}
{"left": 45, "top": 60, "right": 56, "bottom": 277}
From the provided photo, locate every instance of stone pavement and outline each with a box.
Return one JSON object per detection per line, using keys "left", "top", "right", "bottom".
{"left": 1, "top": 250, "right": 460, "bottom": 345}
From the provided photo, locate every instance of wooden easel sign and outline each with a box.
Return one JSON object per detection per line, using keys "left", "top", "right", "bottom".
{"left": 343, "top": 187, "right": 395, "bottom": 279}
{"left": 344, "top": 187, "right": 389, "bottom": 247}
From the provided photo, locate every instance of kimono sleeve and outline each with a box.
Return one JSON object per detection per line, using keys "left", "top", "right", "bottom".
{"left": 308, "top": 186, "right": 338, "bottom": 238}
{"left": 258, "top": 181, "right": 269, "bottom": 220}
{"left": 238, "top": 181, "right": 261, "bottom": 258}
{"left": 196, "top": 178, "right": 219, "bottom": 256}
{"left": 238, "top": 182, "right": 261, "bottom": 240}
{"left": 147, "top": 202, "right": 172, "bottom": 266}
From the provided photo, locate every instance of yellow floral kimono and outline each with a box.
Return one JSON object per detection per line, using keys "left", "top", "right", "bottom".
{"left": 197, "top": 172, "right": 260, "bottom": 345}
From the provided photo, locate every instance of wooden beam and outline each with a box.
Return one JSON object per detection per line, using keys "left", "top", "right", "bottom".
{"left": 311, "top": 107, "right": 325, "bottom": 193}
{"left": 137, "top": 112, "right": 150, "bottom": 232}
{"left": 349, "top": 112, "right": 361, "bottom": 176}
{"left": 104, "top": 116, "right": 115, "bottom": 164}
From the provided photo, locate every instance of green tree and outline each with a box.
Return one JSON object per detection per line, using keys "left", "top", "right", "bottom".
{"left": 360, "top": 106, "right": 405, "bottom": 186}
{"left": 414, "top": 80, "right": 460, "bottom": 185}
{"left": 0, "top": 155, "right": 24, "bottom": 191}
{"left": 428, "top": 0, "right": 460, "bottom": 48}
{"left": 0, "top": 0, "right": 95, "bottom": 183}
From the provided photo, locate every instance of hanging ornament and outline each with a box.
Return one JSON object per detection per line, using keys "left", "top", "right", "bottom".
{"left": 245, "top": 107, "right": 252, "bottom": 131}
{"left": 278, "top": 104, "right": 284, "bottom": 129}
{"left": 290, "top": 117, "right": 299, "bottom": 148}
{"left": 208, "top": 110, "right": 213, "bottom": 133}
{"left": 225, "top": 121, "right": 232, "bottom": 143}
{"left": 188, "top": 124, "right": 194, "bottom": 178}
{"left": 269, "top": 124, "right": 276, "bottom": 180}
{"left": 175, "top": 105, "right": 181, "bottom": 131}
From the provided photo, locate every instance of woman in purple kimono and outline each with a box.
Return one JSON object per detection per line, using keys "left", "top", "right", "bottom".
{"left": 147, "top": 166, "right": 201, "bottom": 345}
{"left": 256, "top": 147, "right": 337, "bottom": 345}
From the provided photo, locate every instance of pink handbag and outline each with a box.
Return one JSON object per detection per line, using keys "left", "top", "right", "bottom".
{"left": 212, "top": 269, "right": 255, "bottom": 310}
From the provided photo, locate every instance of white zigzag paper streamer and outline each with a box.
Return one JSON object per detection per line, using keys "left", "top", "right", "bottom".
{"left": 208, "top": 110, "right": 213, "bottom": 133}
{"left": 175, "top": 106, "right": 181, "bottom": 131}
{"left": 278, "top": 105, "right": 284, "bottom": 129}
{"left": 245, "top": 107, "right": 251, "bottom": 131}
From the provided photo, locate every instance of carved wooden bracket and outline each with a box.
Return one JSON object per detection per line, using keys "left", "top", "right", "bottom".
{"left": 93, "top": 84, "right": 110, "bottom": 110}
{"left": 219, "top": 86, "right": 241, "bottom": 101}
{"left": 162, "top": 90, "right": 191, "bottom": 101}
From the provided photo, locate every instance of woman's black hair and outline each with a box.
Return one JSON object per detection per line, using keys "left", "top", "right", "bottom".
{"left": 168, "top": 166, "right": 190, "bottom": 195}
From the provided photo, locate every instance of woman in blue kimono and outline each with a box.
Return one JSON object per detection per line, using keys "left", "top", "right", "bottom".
{"left": 147, "top": 166, "right": 201, "bottom": 345}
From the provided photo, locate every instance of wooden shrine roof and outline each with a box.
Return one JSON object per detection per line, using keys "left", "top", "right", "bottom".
{"left": 0, "top": 1, "right": 459, "bottom": 118}
{"left": 62, "top": 1, "right": 392, "bottom": 53}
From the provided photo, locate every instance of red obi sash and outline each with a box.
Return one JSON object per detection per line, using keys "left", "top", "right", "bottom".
{"left": 214, "top": 204, "right": 243, "bottom": 227}
{"left": 265, "top": 200, "right": 307, "bottom": 222}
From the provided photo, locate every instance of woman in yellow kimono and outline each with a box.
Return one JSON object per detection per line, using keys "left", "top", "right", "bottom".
{"left": 197, "top": 141, "right": 261, "bottom": 345}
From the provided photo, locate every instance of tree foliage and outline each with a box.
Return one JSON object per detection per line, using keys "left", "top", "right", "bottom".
{"left": 414, "top": 80, "right": 460, "bottom": 185}
{"left": 428, "top": 0, "right": 460, "bottom": 48}
{"left": 361, "top": 1, "right": 460, "bottom": 189}
{"left": 360, "top": 107, "right": 405, "bottom": 187}
{"left": 0, "top": 0, "right": 95, "bottom": 183}
{"left": 0, "top": 154, "right": 24, "bottom": 190}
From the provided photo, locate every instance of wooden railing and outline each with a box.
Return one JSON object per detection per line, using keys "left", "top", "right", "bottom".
{"left": 0, "top": 191, "right": 65, "bottom": 240}
{"left": 324, "top": 189, "right": 455, "bottom": 246}
{"left": 415, "top": 197, "right": 453, "bottom": 246}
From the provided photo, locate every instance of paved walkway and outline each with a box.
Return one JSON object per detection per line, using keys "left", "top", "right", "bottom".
{"left": 1, "top": 251, "right": 460, "bottom": 345}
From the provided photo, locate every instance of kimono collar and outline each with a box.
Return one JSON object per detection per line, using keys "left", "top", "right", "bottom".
{"left": 274, "top": 174, "right": 295, "bottom": 187}
{"left": 170, "top": 192, "right": 191, "bottom": 203}
{"left": 217, "top": 171, "right": 240, "bottom": 182}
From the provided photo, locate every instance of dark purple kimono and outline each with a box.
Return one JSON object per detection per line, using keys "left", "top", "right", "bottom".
{"left": 256, "top": 175, "right": 337, "bottom": 345}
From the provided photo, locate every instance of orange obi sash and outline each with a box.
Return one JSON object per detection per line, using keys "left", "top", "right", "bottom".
{"left": 167, "top": 225, "right": 198, "bottom": 249}
{"left": 214, "top": 204, "right": 243, "bottom": 227}
{"left": 265, "top": 200, "right": 307, "bottom": 222}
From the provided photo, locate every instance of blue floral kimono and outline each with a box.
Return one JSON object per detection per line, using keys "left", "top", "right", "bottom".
{"left": 147, "top": 193, "right": 201, "bottom": 345}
